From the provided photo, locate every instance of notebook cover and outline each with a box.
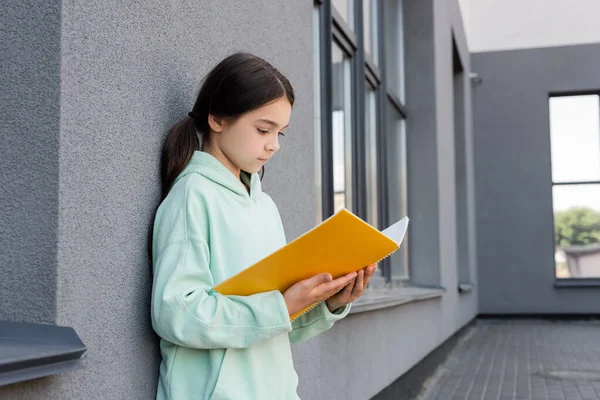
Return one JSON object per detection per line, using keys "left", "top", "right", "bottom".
{"left": 213, "top": 209, "right": 405, "bottom": 321}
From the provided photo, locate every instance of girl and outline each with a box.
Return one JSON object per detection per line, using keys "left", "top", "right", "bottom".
{"left": 151, "top": 52, "right": 376, "bottom": 400}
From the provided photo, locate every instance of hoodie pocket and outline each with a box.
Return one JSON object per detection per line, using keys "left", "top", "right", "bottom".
{"left": 209, "top": 349, "right": 235, "bottom": 400}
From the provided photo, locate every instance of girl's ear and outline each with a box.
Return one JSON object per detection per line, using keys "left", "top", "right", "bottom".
{"left": 208, "top": 113, "right": 224, "bottom": 133}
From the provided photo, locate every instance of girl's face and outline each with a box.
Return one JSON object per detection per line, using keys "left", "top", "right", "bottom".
{"left": 207, "top": 97, "right": 292, "bottom": 178}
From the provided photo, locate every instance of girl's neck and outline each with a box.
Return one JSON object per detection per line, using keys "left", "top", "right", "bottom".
{"left": 202, "top": 144, "right": 242, "bottom": 180}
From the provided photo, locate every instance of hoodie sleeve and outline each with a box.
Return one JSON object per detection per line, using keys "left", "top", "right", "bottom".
{"left": 151, "top": 179, "right": 292, "bottom": 350}
{"left": 288, "top": 301, "right": 351, "bottom": 344}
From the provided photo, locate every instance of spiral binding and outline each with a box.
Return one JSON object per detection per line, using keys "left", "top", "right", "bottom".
{"left": 290, "top": 300, "right": 323, "bottom": 322}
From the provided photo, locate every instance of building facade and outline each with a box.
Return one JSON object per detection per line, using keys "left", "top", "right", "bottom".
{"left": 462, "top": 0, "right": 600, "bottom": 314}
{"left": 1, "top": 0, "right": 598, "bottom": 399}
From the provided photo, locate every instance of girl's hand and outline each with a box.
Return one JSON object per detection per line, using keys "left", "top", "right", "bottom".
{"left": 325, "top": 264, "right": 377, "bottom": 312}
{"left": 283, "top": 271, "right": 358, "bottom": 317}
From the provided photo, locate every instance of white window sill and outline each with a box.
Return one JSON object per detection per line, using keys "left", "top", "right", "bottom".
{"left": 349, "top": 286, "right": 445, "bottom": 315}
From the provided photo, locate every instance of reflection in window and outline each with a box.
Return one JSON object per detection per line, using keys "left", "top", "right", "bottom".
{"left": 384, "top": 0, "right": 405, "bottom": 100}
{"left": 332, "top": 0, "right": 355, "bottom": 31}
{"left": 387, "top": 104, "right": 408, "bottom": 278}
{"left": 362, "top": 0, "right": 378, "bottom": 65}
{"left": 553, "top": 185, "right": 600, "bottom": 278}
{"left": 332, "top": 42, "right": 353, "bottom": 213}
{"left": 550, "top": 94, "right": 600, "bottom": 279}
{"left": 313, "top": 5, "right": 323, "bottom": 224}
{"left": 365, "top": 84, "right": 378, "bottom": 227}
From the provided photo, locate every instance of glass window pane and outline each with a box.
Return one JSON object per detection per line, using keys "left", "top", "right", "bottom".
{"left": 453, "top": 46, "right": 469, "bottom": 283}
{"left": 384, "top": 0, "right": 405, "bottom": 100}
{"left": 313, "top": 6, "right": 323, "bottom": 224}
{"left": 363, "top": 0, "right": 378, "bottom": 65}
{"left": 553, "top": 184, "right": 600, "bottom": 278}
{"left": 332, "top": 42, "right": 353, "bottom": 213}
{"left": 387, "top": 104, "right": 408, "bottom": 278}
{"left": 366, "top": 84, "right": 382, "bottom": 274}
{"left": 549, "top": 95, "right": 600, "bottom": 183}
{"left": 365, "top": 84, "right": 378, "bottom": 227}
{"left": 332, "top": 0, "right": 355, "bottom": 31}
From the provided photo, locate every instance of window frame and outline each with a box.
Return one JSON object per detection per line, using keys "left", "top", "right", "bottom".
{"left": 315, "top": 0, "right": 409, "bottom": 283}
{"left": 452, "top": 35, "right": 473, "bottom": 289}
{"left": 331, "top": 39, "right": 355, "bottom": 213}
{"left": 548, "top": 91, "right": 600, "bottom": 284}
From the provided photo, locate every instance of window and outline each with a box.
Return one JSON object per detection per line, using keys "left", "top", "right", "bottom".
{"left": 313, "top": 5, "right": 323, "bottom": 224}
{"left": 332, "top": 0, "right": 355, "bottom": 31}
{"left": 365, "top": 82, "right": 378, "bottom": 227}
{"left": 332, "top": 42, "right": 354, "bottom": 212}
{"left": 453, "top": 38, "right": 471, "bottom": 286}
{"left": 362, "top": 0, "right": 379, "bottom": 66}
{"left": 384, "top": 0, "right": 405, "bottom": 101}
{"left": 387, "top": 106, "right": 408, "bottom": 278}
{"left": 549, "top": 94, "right": 600, "bottom": 279}
{"left": 314, "top": 0, "right": 408, "bottom": 283}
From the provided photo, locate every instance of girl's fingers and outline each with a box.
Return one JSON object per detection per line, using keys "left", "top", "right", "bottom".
{"left": 318, "top": 271, "right": 356, "bottom": 296}
{"left": 351, "top": 270, "right": 365, "bottom": 298}
{"left": 363, "top": 265, "right": 376, "bottom": 288}
{"left": 331, "top": 276, "right": 356, "bottom": 299}
{"left": 341, "top": 278, "right": 355, "bottom": 298}
{"left": 337, "top": 272, "right": 358, "bottom": 289}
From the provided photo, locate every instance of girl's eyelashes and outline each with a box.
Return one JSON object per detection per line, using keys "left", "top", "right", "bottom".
{"left": 257, "top": 128, "right": 286, "bottom": 136}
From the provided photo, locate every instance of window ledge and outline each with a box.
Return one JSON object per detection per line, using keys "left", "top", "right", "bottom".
{"left": 554, "top": 278, "right": 600, "bottom": 288}
{"left": 0, "top": 320, "right": 86, "bottom": 387}
{"left": 349, "top": 286, "right": 445, "bottom": 314}
{"left": 458, "top": 282, "right": 474, "bottom": 294}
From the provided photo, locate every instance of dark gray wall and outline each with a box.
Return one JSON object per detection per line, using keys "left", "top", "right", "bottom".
{"left": 0, "top": 0, "right": 61, "bottom": 324}
{"left": 473, "top": 43, "right": 600, "bottom": 314}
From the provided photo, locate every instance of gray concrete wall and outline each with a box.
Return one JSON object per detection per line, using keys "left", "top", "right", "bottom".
{"left": 0, "top": 0, "right": 314, "bottom": 398}
{"left": 0, "top": 0, "right": 61, "bottom": 324}
{"left": 472, "top": 43, "right": 600, "bottom": 314}
{"left": 404, "top": 0, "right": 441, "bottom": 287}
{"left": 296, "top": 298, "right": 446, "bottom": 399}
{"left": 432, "top": 0, "right": 478, "bottom": 347}
{"left": 404, "top": 0, "right": 477, "bottom": 294}
{"left": 458, "top": 0, "right": 600, "bottom": 52}
{"left": 1, "top": 0, "right": 478, "bottom": 398}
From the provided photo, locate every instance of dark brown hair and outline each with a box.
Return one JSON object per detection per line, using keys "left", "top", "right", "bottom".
{"left": 160, "top": 52, "right": 295, "bottom": 200}
{"left": 148, "top": 53, "right": 295, "bottom": 266}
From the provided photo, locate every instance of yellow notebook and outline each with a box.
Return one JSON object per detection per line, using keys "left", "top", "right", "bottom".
{"left": 213, "top": 209, "right": 409, "bottom": 321}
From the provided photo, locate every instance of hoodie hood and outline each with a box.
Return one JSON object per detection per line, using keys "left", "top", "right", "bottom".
{"left": 174, "top": 151, "right": 262, "bottom": 200}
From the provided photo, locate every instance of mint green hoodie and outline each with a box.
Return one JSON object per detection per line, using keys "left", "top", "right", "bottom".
{"left": 151, "top": 151, "right": 350, "bottom": 400}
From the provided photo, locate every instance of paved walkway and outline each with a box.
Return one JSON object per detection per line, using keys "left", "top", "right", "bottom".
{"left": 418, "top": 319, "right": 600, "bottom": 400}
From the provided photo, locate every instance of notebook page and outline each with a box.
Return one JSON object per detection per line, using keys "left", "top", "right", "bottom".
{"left": 381, "top": 217, "right": 409, "bottom": 245}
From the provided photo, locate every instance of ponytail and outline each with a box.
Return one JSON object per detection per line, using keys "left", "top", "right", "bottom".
{"left": 149, "top": 51, "right": 295, "bottom": 272}
{"left": 160, "top": 116, "right": 200, "bottom": 200}
{"left": 159, "top": 52, "right": 294, "bottom": 199}
{"left": 147, "top": 116, "right": 199, "bottom": 271}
